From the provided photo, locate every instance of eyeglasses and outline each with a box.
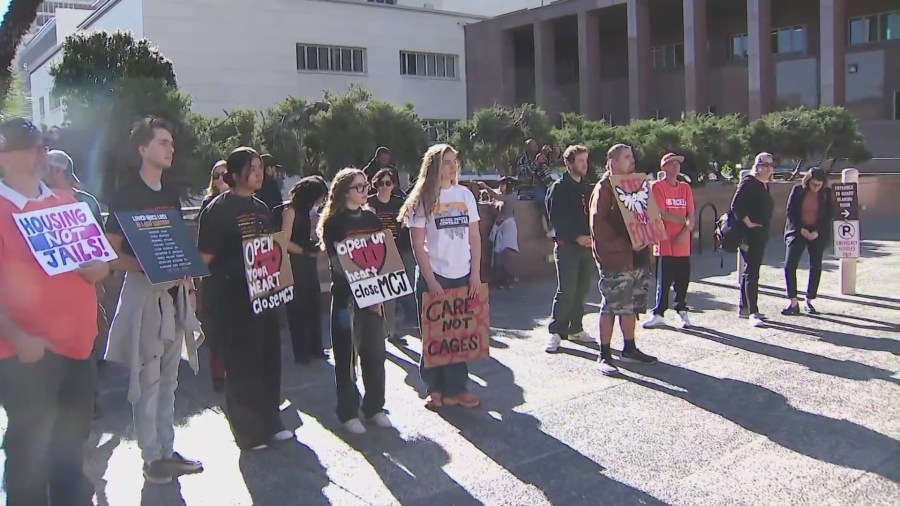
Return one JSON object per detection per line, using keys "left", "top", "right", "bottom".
{"left": 758, "top": 162, "right": 774, "bottom": 168}
{"left": 375, "top": 179, "right": 393, "bottom": 188}
{"left": 350, "top": 182, "right": 371, "bottom": 193}
{"left": 212, "top": 172, "right": 226, "bottom": 180}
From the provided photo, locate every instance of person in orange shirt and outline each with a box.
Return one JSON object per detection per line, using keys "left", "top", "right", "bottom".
{"left": 644, "top": 153, "right": 695, "bottom": 329}
{"left": 0, "top": 117, "right": 110, "bottom": 505}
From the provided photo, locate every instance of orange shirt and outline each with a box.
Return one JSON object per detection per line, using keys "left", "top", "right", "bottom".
{"left": 0, "top": 184, "right": 98, "bottom": 360}
{"left": 651, "top": 180, "right": 694, "bottom": 257}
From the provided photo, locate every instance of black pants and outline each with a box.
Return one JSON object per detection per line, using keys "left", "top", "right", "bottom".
{"left": 287, "top": 255, "right": 323, "bottom": 361}
{"left": 739, "top": 231, "right": 768, "bottom": 314}
{"left": 548, "top": 242, "right": 595, "bottom": 336}
{"left": 784, "top": 235, "right": 825, "bottom": 299}
{"left": 223, "top": 313, "right": 283, "bottom": 449}
{"left": 652, "top": 256, "right": 691, "bottom": 315}
{"left": 0, "top": 353, "right": 94, "bottom": 506}
{"left": 331, "top": 296, "right": 386, "bottom": 423}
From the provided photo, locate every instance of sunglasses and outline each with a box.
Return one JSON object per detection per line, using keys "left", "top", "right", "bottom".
{"left": 375, "top": 179, "right": 393, "bottom": 188}
{"left": 758, "top": 162, "right": 774, "bottom": 168}
{"left": 212, "top": 172, "right": 226, "bottom": 180}
{"left": 350, "top": 182, "right": 371, "bottom": 193}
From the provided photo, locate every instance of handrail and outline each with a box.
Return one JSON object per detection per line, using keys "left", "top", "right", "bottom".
{"left": 696, "top": 203, "right": 718, "bottom": 255}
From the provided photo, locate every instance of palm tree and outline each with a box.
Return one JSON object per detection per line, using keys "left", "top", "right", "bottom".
{"left": 0, "top": 0, "right": 43, "bottom": 113}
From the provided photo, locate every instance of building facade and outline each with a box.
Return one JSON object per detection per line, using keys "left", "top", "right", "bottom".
{"left": 465, "top": 0, "right": 900, "bottom": 125}
{"left": 23, "top": 0, "right": 482, "bottom": 130}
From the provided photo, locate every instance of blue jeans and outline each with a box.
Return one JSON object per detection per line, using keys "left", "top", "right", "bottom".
{"left": 415, "top": 269, "right": 470, "bottom": 396}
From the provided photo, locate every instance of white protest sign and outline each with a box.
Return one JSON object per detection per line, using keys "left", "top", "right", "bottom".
{"left": 336, "top": 230, "right": 413, "bottom": 308}
{"left": 13, "top": 201, "right": 117, "bottom": 276}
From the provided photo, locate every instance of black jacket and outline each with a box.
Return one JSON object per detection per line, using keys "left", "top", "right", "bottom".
{"left": 546, "top": 172, "right": 591, "bottom": 244}
{"left": 784, "top": 185, "right": 833, "bottom": 243}
{"left": 731, "top": 174, "right": 775, "bottom": 232}
{"left": 257, "top": 177, "right": 283, "bottom": 211}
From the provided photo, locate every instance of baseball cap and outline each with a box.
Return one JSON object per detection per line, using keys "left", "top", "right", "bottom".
{"left": 0, "top": 117, "right": 44, "bottom": 154}
{"left": 260, "top": 153, "right": 282, "bottom": 169}
{"left": 48, "top": 149, "right": 80, "bottom": 183}
{"left": 660, "top": 152, "right": 685, "bottom": 168}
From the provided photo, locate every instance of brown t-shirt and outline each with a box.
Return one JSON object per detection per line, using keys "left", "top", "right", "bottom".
{"left": 801, "top": 190, "right": 819, "bottom": 227}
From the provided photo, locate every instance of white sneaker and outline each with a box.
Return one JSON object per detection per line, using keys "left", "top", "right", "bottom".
{"left": 597, "top": 357, "right": 619, "bottom": 376}
{"left": 545, "top": 333, "right": 562, "bottom": 353}
{"left": 343, "top": 418, "right": 367, "bottom": 434}
{"left": 642, "top": 314, "right": 667, "bottom": 329}
{"left": 272, "top": 430, "right": 294, "bottom": 442}
{"left": 568, "top": 331, "right": 593, "bottom": 343}
{"left": 749, "top": 313, "right": 765, "bottom": 327}
{"left": 676, "top": 311, "right": 693, "bottom": 329}
{"left": 367, "top": 412, "right": 393, "bottom": 429}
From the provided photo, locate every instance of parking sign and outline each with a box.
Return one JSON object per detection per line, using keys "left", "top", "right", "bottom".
{"left": 833, "top": 220, "right": 860, "bottom": 259}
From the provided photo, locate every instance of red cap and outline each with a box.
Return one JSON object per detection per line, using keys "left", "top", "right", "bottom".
{"left": 660, "top": 153, "right": 685, "bottom": 168}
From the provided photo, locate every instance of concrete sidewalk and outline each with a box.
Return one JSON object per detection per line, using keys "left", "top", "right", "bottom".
{"left": 2, "top": 221, "right": 898, "bottom": 505}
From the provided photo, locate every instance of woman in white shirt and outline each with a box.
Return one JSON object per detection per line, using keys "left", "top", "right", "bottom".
{"left": 399, "top": 144, "right": 483, "bottom": 410}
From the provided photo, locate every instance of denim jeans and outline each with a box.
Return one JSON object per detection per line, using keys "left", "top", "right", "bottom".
{"left": 784, "top": 235, "right": 825, "bottom": 299}
{"left": 739, "top": 230, "right": 768, "bottom": 314}
{"left": 415, "top": 268, "right": 471, "bottom": 396}
{"left": 652, "top": 256, "right": 691, "bottom": 315}
{"left": 331, "top": 297, "right": 387, "bottom": 423}
{"left": 548, "top": 242, "right": 595, "bottom": 336}
{"left": 0, "top": 353, "right": 95, "bottom": 506}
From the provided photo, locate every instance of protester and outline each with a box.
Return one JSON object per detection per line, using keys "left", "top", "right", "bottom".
{"left": 198, "top": 160, "right": 229, "bottom": 392}
{"left": 368, "top": 168, "right": 409, "bottom": 345}
{"left": 480, "top": 177, "right": 519, "bottom": 289}
{"left": 399, "top": 143, "right": 483, "bottom": 410}
{"left": 257, "top": 153, "right": 284, "bottom": 211}
{"left": 589, "top": 144, "right": 658, "bottom": 375}
{"left": 782, "top": 167, "right": 832, "bottom": 315}
{"left": 0, "top": 117, "right": 109, "bottom": 505}
{"left": 318, "top": 168, "right": 392, "bottom": 434}
{"left": 104, "top": 117, "right": 204, "bottom": 483}
{"left": 516, "top": 139, "right": 553, "bottom": 236}
{"left": 363, "top": 146, "right": 399, "bottom": 190}
{"left": 644, "top": 153, "right": 696, "bottom": 329}
{"left": 282, "top": 175, "right": 329, "bottom": 363}
{"left": 731, "top": 152, "right": 776, "bottom": 327}
{"left": 544, "top": 145, "right": 595, "bottom": 352}
{"left": 198, "top": 147, "right": 293, "bottom": 449}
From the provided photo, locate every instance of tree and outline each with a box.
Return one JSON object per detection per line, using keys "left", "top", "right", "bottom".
{"left": 450, "top": 104, "right": 555, "bottom": 175}
{"left": 0, "top": 69, "right": 28, "bottom": 118}
{"left": 619, "top": 118, "right": 684, "bottom": 174}
{"left": 363, "top": 100, "right": 427, "bottom": 171}
{"left": 679, "top": 113, "right": 747, "bottom": 182}
{"left": 192, "top": 108, "right": 261, "bottom": 176}
{"left": 553, "top": 113, "right": 621, "bottom": 171}
{"left": 0, "top": 0, "right": 42, "bottom": 112}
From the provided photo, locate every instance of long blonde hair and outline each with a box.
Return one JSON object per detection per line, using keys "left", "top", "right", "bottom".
{"left": 204, "top": 160, "right": 227, "bottom": 198}
{"left": 398, "top": 143, "right": 457, "bottom": 222}
{"left": 316, "top": 167, "right": 367, "bottom": 245}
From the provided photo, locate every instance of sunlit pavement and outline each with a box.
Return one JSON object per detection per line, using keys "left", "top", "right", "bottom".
{"left": 2, "top": 219, "right": 899, "bottom": 505}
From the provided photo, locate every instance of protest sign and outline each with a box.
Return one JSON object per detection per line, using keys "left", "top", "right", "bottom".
{"left": 609, "top": 174, "right": 667, "bottom": 248}
{"left": 243, "top": 231, "right": 294, "bottom": 315}
{"left": 115, "top": 209, "right": 209, "bottom": 284}
{"left": 14, "top": 202, "right": 117, "bottom": 276}
{"left": 336, "top": 230, "right": 413, "bottom": 308}
{"left": 421, "top": 284, "right": 490, "bottom": 368}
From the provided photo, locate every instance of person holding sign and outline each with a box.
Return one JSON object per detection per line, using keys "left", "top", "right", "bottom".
{"left": 782, "top": 167, "right": 832, "bottom": 315}
{"left": 399, "top": 143, "right": 483, "bottom": 410}
{"left": 198, "top": 147, "right": 294, "bottom": 449}
{"left": 589, "top": 144, "right": 658, "bottom": 376}
{"left": 104, "top": 118, "right": 204, "bottom": 483}
{"left": 318, "top": 168, "right": 392, "bottom": 435}
{"left": 0, "top": 117, "right": 110, "bottom": 505}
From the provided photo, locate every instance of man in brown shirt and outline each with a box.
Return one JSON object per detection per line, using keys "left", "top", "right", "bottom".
{"left": 589, "top": 144, "right": 658, "bottom": 375}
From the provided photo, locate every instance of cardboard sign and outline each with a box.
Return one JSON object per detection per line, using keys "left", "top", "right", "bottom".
{"left": 115, "top": 209, "right": 210, "bottom": 284}
{"left": 336, "top": 230, "right": 412, "bottom": 308}
{"left": 609, "top": 174, "right": 667, "bottom": 248}
{"left": 14, "top": 202, "right": 117, "bottom": 276}
{"left": 833, "top": 220, "right": 860, "bottom": 259}
{"left": 243, "top": 231, "right": 295, "bottom": 314}
{"left": 421, "top": 284, "right": 490, "bottom": 368}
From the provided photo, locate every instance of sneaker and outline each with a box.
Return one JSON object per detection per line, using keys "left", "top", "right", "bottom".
{"left": 568, "top": 331, "right": 593, "bottom": 343}
{"left": 444, "top": 391, "right": 481, "bottom": 408}
{"left": 343, "top": 418, "right": 367, "bottom": 434}
{"left": 161, "top": 452, "right": 203, "bottom": 474}
{"left": 781, "top": 303, "right": 800, "bottom": 316}
{"left": 597, "top": 357, "right": 619, "bottom": 376}
{"left": 642, "top": 314, "right": 667, "bottom": 329}
{"left": 545, "top": 333, "right": 562, "bottom": 353}
{"left": 366, "top": 412, "right": 393, "bottom": 429}
{"left": 620, "top": 348, "right": 658, "bottom": 365}
{"left": 142, "top": 460, "right": 173, "bottom": 485}
{"left": 738, "top": 310, "right": 750, "bottom": 319}
{"left": 272, "top": 430, "right": 294, "bottom": 442}
{"left": 749, "top": 313, "right": 765, "bottom": 327}
{"left": 676, "top": 311, "right": 693, "bottom": 329}
{"left": 388, "top": 333, "right": 408, "bottom": 345}
{"left": 804, "top": 301, "right": 819, "bottom": 315}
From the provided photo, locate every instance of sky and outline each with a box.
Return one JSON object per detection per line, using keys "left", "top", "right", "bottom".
{"left": 0, "top": 1, "right": 9, "bottom": 19}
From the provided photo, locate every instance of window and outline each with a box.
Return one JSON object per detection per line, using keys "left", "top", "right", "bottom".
{"left": 296, "top": 44, "right": 366, "bottom": 73}
{"left": 368, "top": 0, "right": 396, "bottom": 3}
{"left": 49, "top": 93, "right": 61, "bottom": 110}
{"left": 650, "top": 43, "right": 684, "bottom": 70}
{"left": 849, "top": 11, "right": 900, "bottom": 45}
{"left": 400, "top": 51, "right": 458, "bottom": 78}
{"left": 39, "top": 97, "right": 45, "bottom": 117}
{"left": 422, "top": 120, "right": 459, "bottom": 143}
{"left": 772, "top": 26, "right": 805, "bottom": 54}
{"left": 730, "top": 34, "right": 748, "bottom": 60}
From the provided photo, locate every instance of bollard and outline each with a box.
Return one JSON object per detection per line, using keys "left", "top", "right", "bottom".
{"left": 839, "top": 168, "right": 859, "bottom": 295}
{"left": 736, "top": 169, "right": 750, "bottom": 285}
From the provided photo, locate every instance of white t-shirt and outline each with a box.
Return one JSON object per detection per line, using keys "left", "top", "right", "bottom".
{"left": 407, "top": 185, "right": 480, "bottom": 279}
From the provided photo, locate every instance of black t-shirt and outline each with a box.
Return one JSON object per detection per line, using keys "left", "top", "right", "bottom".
{"left": 366, "top": 194, "right": 410, "bottom": 252}
{"left": 197, "top": 192, "right": 273, "bottom": 318}
{"left": 105, "top": 178, "right": 182, "bottom": 257}
{"left": 321, "top": 208, "right": 383, "bottom": 305}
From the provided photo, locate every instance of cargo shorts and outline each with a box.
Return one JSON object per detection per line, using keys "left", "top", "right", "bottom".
{"left": 598, "top": 269, "right": 652, "bottom": 316}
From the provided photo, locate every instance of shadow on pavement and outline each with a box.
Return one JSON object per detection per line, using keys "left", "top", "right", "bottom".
{"left": 140, "top": 480, "right": 186, "bottom": 506}
{"left": 763, "top": 319, "right": 900, "bottom": 356}
{"left": 620, "top": 361, "right": 900, "bottom": 483}
{"left": 238, "top": 440, "right": 330, "bottom": 506}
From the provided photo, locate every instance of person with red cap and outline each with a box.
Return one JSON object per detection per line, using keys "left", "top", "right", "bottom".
{"left": 644, "top": 153, "right": 695, "bottom": 329}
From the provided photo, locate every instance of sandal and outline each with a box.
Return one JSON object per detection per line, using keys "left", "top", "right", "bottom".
{"left": 444, "top": 391, "right": 481, "bottom": 408}
{"left": 425, "top": 393, "right": 443, "bottom": 411}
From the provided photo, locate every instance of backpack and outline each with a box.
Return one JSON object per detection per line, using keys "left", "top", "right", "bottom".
{"left": 714, "top": 211, "right": 742, "bottom": 253}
